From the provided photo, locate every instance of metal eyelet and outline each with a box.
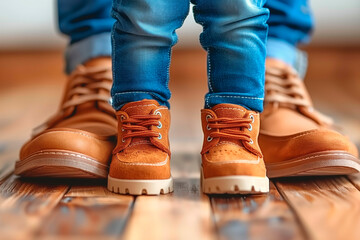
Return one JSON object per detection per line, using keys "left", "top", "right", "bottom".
{"left": 157, "top": 121, "right": 162, "bottom": 129}
{"left": 248, "top": 124, "right": 252, "bottom": 131}
{"left": 158, "top": 133, "right": 162, "bottom": 140}
{"left": 206, "top": 124, "right": 211, "bottom": 130}
{"left": 250, "top": 114, "right": 255, "bottom": 123}
{"left": 249, "top": 139, "right": 254, "bottom": 144}
{"left": 155, "top": 111, "right": 162, "bottom": 117}
{"left": 206, "top": 114, "right": 212, "bottom": 122}
{"left": 207, "top": 136, "right": 213, "bottom": 142}
{"left": 121, "top": 128, "right": 125, "bottom": 132}
{"left": 122, "top": 138, "right": 125, "bottom": 143}
{"left": 120, "top": 115, "right": 126, "bottom": 122}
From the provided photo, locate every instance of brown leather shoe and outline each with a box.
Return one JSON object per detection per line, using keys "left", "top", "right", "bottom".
{"left": 259, "top": 58, "right": 360, "bottom": 178}
{"left": 15, "top": 57, "right": 117, "bottom": 178}
{"left": 108, "top": 99, "right": 173, "bottom": 195}
{"left": 201, "top": 104, "right": 269, "bottom": 194}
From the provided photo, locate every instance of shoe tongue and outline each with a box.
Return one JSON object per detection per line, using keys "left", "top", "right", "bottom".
{"left": 211, "top": 104, "right": 249, "bottom": 147}
{"left": 265, "top": 58, "right": 309, "bottom": 111}
{"left": 63, "top": 59, "right": 113, "bottom": 116}
{"left": 211, "top": 103, "right": 248, "bottom": 118}
{"left": 120, "top": 100, "right": 160, "bottom": 145}
{"left": 266, "top": 58, "right": 290, "bottom": 69}
{"left": 121, "top": 99, "right": 160, "bottom": 116}
{"left": 83, "top": 57, "right": 111, "bottom": 68}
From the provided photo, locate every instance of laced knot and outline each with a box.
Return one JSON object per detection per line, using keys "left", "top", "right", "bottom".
{"left": 264, "top": 63, "right": 334, "bottom": 126}
{"left": 207, "top": 114, "right": 253, "bottom": 143}
{"left": 62, "top": 65, "right": 112, "bottom": 110}
{"left": 121, "top": 113, "right": 161, "bottom": 141}
{"left": 31, "top": 64, "right": 114, "bottom": 137}
{"left": 265, "top": 65, "right": 311, "bottom": 107}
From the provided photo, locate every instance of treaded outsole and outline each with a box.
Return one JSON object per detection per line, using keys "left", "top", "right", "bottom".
{"left": 107, "top": 175, "right": 174, "bottom": 195}
{"left": 201, "top": 168, "right": 269, "bottom": 194}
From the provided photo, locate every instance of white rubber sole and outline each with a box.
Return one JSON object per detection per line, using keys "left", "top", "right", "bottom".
{"left": 201, "top": 169, "right": 269, "bottom": 194}
{"left": 107, "top": 175, "right": 174, "bottom": 195}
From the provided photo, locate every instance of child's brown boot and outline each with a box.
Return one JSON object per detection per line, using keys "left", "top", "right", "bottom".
{"left": 201, "top": 103, "right": 269, "bottom": 194}
{"left": 108, "top": 99, "right": 173, "bottom": 195}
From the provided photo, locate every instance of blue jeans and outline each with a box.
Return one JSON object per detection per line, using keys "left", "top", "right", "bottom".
{"left": 58, "top": 0, "right": 115, "bottom": 73}
{"left": 58, "top": 0, "right": 313, "bottom": 110}
{"left": 265, "top": 0, "right": 314, "bottom": 75}
{"left": 111, "top": 0, "right": 269, "bottom": 111}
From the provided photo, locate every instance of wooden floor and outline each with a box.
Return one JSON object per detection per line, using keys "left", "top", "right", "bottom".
{"left": 0, "top": 47, "right": 360, "bottom": 240}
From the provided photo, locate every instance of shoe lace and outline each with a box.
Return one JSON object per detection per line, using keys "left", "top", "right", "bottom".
{"left": 32, "top": 65, "right": 113, "bottom": 136}
{"left": 265, "top": 65, "right": 310, "bottom": 107}
{"left": 121, "top": 114, "right": 161, "bottom": 140}
{"left": 61, "top": 65, "right": 113, "bottom": 110}
{"left": 265, "top": 65, "right": 333, "bottom": 125}
{"left": 207, "top": 116, "right": 252, "bottom": 142}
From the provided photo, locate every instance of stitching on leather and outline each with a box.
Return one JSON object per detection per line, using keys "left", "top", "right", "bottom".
{"left": 116, "top": 155, "right": 169, "bottom": 166}
{"left": 129, "top": 141, "right": 151, "bottom": 147}
{"left": 42, "top": 130, "right": 103, "bottom": 141}
{"left": 262, "top": 130, "right": 329, "bottom": 141}
{"left": 204, "top": 154, "right": 260, "bottom": 164}
{"left": 286, "top": 131, "right": 314, "bottom": 139}
{"left": 289, "top": 153, "right": 354, "bottom": 163}
{"left": 122, "top": 104, "right": 158, "bottom": 111}
{"left": 214, "top": 107, "right": 246, "bottom": 113}
{"left": 27, "top": 151, "right": 103, "bottom": 165}
{"left": 213, "top": 108, "right": 259, "bottom": 117}
{"left": 299, "top": 153, "right": 353, "bottom": 161}
{"left": 215, "top": 141, "right": 245, "bottom": 148}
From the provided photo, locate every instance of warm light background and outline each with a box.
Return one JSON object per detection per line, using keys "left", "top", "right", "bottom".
{"left": 0, "top": 0, "right": 360, "bottom": 49}
{"left": 0, "top": 0, "right": 359, "bottom": 153}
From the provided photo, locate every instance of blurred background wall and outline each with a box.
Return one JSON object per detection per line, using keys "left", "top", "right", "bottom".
{"left": 1, "top": 0, "right": 360, "bottom": 50}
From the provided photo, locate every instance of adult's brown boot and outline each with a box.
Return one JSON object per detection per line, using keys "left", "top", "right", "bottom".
{"left": 15, "top": 57, "right": 117, "bottom": 178}
{"left": 259, "top": 58, "right": 360, "bottom": 178}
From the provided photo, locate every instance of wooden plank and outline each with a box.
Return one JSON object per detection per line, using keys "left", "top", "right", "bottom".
{"left": 0, "top": 151, "right": 15, "bottom": 183}
{"left": 1, "top": 48, "right": 359, "bottom": 239}
{"left": 0, "top": 85, "right": 62, "bottom": 144}
{"left": 0, "top": 79, "right": 63, "bottom": 184}
{"left": 122, "top": 154, "right": 216, "bottom": 240}
{"left": 170, "top": 152, "right": 201, "bottom": 179}
{"left": 0, "top": 51, "right": 133, "bottom": 239}
{"left": 65, "top": 183, "right": 126, "bottom": 197}
{"left": 123, "top": 178, "right": 216, "bottom": 240}
{"left": 0, "top": 175, "right": 69, "bottom": 240}
{"left": 0, "top": 140, "right": 24, "bottom": 184}
{"left": 275, "top": 176, "right": 360, "bottom": 240}
{"left": 36, "top": 181, "right": 134, "bottom": 240}
{"left": 348, "top": 173, "right": 360, "bottom": 190}
{"left": 211, "top": 182, "right": 305, "bottom": 240}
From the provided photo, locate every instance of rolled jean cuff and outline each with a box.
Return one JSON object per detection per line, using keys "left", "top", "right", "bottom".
{"left": 111, "top": 92, "right": 170, "bottom": 111}
{"left": 65, "top": 32, "right": 112, "bottom": 74}
{"left": 266, "top": 37, "right": 308, "bottom": 79}
{"left": 205, "top": 93, "right": 264, "bottom": 112}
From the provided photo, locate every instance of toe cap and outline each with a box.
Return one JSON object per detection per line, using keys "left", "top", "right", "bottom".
{"left": 259, "top": 129, "right": 359, "bottom": 164}
{"left": 109, "top": 145, "right": 171, "bottom": 180}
